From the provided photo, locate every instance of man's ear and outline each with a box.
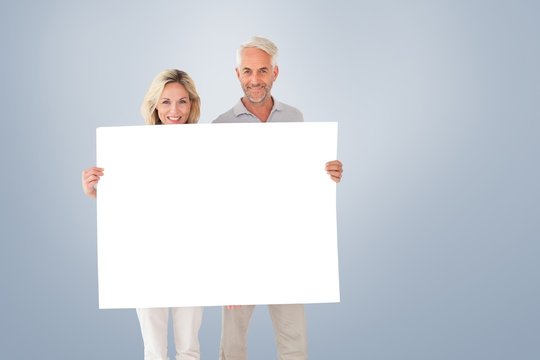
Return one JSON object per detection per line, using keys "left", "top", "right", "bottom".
{"left": 235, "top": 67, "right": 240, "bottom": 79}
{"left": 273, "top": 65, "right": 279, "bottom": 81}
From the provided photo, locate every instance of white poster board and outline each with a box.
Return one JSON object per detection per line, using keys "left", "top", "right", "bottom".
{"left": 96, "top": 122, "right": 339, "bottom": 309}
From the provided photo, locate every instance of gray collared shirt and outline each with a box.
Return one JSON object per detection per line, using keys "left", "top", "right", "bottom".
{"left": 212, "top": 98, "right": 304, "bottom": 123}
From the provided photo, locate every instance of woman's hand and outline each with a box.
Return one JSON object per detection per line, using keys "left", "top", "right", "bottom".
{"left": 326, "top": 160, "right": 343, "bottom": 183}
{"left": 82, "top": 167, "right": 104, "bottom": 199}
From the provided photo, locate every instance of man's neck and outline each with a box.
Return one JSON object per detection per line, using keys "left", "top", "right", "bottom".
{"left": 242, "top": 96, "right": 274, "bottom": 122}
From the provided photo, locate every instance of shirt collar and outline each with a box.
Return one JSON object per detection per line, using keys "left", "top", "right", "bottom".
{"left": 232, "top": 97, "right": 283, "bottom": 118}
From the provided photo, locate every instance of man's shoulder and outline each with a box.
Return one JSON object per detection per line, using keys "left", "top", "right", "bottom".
{"left": 212, "top": 100, "right": 248, "bottom": 123}
{"left": 212, "top": 108, "right": 236, "bottom": 123}
{"left": 274, "top": 100, "right": 304, "bottom": 122}
{"left": 212, "top": 99, "right": 304, "bottom": 123}
{"left": 278, "top": 101, "right": 303, "bottom": 114}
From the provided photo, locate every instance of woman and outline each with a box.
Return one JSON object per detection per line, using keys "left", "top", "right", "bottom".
{"left": 82, "top": 69, "right": 203, "bottom": 360}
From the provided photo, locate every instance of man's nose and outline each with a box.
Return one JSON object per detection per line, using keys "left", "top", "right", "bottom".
{"left": 249, "top": 73, "right": 261, "bottom": 85}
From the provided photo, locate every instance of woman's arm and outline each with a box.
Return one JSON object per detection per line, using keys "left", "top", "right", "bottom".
{"left": 81, "top": 166, "right": 104, "bottom": 199}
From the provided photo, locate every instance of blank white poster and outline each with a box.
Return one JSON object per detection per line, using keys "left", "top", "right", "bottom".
{"left": 96, "top": 122, "right": 339, "bottom": 309}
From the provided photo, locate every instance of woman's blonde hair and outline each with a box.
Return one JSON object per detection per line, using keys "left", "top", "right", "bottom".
{"left": 140, "top": 69, "right": 201, "bottom": 125}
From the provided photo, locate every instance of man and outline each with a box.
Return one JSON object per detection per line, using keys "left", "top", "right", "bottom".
{"left": 213, "top": 36, "right": 343, "bottom": 360}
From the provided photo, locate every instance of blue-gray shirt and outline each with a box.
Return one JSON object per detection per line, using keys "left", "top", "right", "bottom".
{"left": 212, "top": 98, "right": 304, "bottom": 123}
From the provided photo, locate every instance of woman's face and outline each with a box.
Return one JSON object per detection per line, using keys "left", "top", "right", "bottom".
{"left": 156, "top": 82, "right": 191, "bottom": 124}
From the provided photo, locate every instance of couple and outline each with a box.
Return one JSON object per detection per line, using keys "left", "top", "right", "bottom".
{"left": 82, "top": 36, "right": 343, "bottom": 360}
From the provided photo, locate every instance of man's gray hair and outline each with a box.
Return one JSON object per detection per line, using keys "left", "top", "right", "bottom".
{"left": 236, "top": 36, "right": 279, "bottom": 67}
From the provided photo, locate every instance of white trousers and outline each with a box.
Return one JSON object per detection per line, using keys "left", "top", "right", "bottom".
{"left": 219, "top": 304, "right": 308, "bottom": 360}
{"left": 136, "top": 307, "right": 203, "bottom": 360}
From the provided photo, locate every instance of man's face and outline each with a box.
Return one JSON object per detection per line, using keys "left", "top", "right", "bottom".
{"left": 236, "top": 47, "right": 279, "bottom": 104}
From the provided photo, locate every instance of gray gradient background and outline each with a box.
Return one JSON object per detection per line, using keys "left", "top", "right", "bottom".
{"left": 1, "top": 0, "right": 538, "bottom": 359}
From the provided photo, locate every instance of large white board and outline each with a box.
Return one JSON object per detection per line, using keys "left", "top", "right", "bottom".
{"left": 96, "top": 122, "right": 339, "bottom": 309}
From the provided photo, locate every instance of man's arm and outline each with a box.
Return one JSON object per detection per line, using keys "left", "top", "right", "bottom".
{"left": 326, "top": 160, "right": 343, "bottom": 183}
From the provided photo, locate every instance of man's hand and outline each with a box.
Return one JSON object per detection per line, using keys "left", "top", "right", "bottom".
{"left": 326, "top": 160, "right": 343, "bottom": 183}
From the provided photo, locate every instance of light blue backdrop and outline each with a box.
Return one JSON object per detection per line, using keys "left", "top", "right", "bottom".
{"left": 1, "top": 0, "right": 538, "bottom": 359}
